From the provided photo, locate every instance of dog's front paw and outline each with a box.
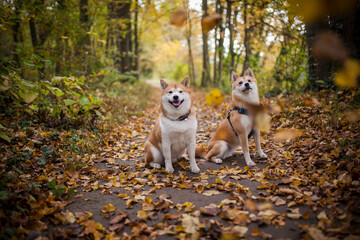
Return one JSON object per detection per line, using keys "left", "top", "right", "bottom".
{"left": 258, "top": 151, "right": 268, "bottom": 159}
{"left": 165, "top": 165, "right": 174, "bottom": 173}
{"left": 246, "top": 160, "right": 256, "bottom": 166}
{"left": 190, "top": 164, "right": 200, "bottom": 173}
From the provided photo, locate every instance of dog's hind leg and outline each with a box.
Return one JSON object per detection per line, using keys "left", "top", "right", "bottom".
{"left": 232, "top": 151, "right": 244, "bottom": 157}
{"left": 146, "top": 144, "right": 163, "bottom": 169}
{"left": 206, "top": 141, "right": 228, "bottom": 164}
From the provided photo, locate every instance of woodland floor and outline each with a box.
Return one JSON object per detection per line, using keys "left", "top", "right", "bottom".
{"left": 1, "top": 84, "right": 360, "bottom": 240}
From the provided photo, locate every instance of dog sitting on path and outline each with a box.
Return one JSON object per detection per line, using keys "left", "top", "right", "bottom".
{"left": 144, "top": 77, "right": 200, "bottom": 173}
{"left": 196, "top": 68, "right": 267, "bottom": 166}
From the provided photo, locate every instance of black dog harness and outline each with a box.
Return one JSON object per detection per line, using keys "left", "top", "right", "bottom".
{"left": 227, "top": 106, "right": 255, "bottom": 139}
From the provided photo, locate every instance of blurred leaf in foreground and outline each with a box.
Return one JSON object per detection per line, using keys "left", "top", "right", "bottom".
{"left": 205, "top": 89, "right": 224, "bottom": 106}
{"left": 334, "top": 59, "right": 360, "bottom": 89}
{"left": 274, "top": 129, "right": 303, "bottom": 141}
{"left": 202, "top": 13, "right": 221, "bottom": 34}
{"left": 170, "top": 9, "right": 187, "bottom": 27}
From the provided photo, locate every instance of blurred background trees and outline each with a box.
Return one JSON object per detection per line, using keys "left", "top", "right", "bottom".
{"left": 0, "top": 0, "right": 359, "bottom": 115}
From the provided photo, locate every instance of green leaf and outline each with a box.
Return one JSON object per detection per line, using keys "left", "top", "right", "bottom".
{"left": 79, "top": 96, "right": 90, "bottom": 106}
{"left": 0, "top": 124, "right": 7, "bottom": 130}
{"left": 22, "top": 80, "right": 37, "bottom": 88}
{"left": 0, "top": 191, "right": 8, "bottom": 200}
{"left": 47, "top": 179, "right": 56, "bottom": 189}
{"left": 47, "top": 86, "right": 64, "bottom": 96}
{"left": 64, "top": 99, "right": 77, "bottom": 106}
{"left": 23, "top": 61, "right": 35, "bottom": 67}
{"left": 0, "top": 131, "right": 10, "bottom": 143}
{"left": 24, "top": 91, "right": 38, "bottom": 104}
{"left": 38, "top": 157, "right": 47, "bottom": 165}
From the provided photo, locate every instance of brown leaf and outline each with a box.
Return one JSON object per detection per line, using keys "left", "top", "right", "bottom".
{"left": 109, "top": 214, "right": 127, "bottom": 225}
{"left": 181, "top": 214, "right": 200, "bottom": 234}
{"left": 108, "top": 223, "right": 124, "bottom": 233}
{"left": 170, "top": 9, "right": 187, "bottom": 27}
{"left": 312, "top": 31, "right": 347, "bottom": 62}
{"left": 199, "top": 204, "right": 219, "bottom": 216}
{"left": 202, "top": 13, "right": 222, "bottom": 34}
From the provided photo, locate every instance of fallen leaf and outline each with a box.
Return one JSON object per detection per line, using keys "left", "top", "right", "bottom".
{"left": 101, "top": 203, "right": 116, "bottom": 213}
{"left": 181, "top": 214, "right": 200, "bottom": 234}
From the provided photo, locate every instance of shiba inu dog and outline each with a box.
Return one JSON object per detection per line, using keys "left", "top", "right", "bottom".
{"left": 144, "top": 77, "right": 200, "bottom": 173}
{"left": 196, "top": 68, "right": 267, "bottom": 166}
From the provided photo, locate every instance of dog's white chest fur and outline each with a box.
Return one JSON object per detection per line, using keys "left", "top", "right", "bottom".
{"left": 160, "top": 115, "right": 196, "bottom": 159}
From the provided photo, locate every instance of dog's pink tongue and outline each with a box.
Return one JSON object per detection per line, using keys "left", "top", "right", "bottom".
{"left": 173, "top": 101, "right": 181, "bottom": 107}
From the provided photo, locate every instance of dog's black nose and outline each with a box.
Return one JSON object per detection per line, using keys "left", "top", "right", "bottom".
{"left": 173, "top": 95, "right": 179, "bottom": 100}
{"left": 245, "top": 82, "right": 250, "bottom": 87}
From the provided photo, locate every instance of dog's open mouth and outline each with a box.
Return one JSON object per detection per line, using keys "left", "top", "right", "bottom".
{"left": 169, "top": 99, "right": 184, "bottom": 108}
{"left": 242, "top": 87, "right": 252, "bottom": 92}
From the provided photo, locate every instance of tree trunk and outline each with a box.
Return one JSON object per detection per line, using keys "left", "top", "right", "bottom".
{"left": 218, "top": 1, "right": 225, "bottom": 85}
{"left": 242, "top": 0, "right": 250, "bottom": 75}
{"left": 185, "top": 0, "right": 196, "bottom": 83}
{"left": 201, "top": 0, "right": 211, "bottom": 87}
{"left": 12, "top": 0, "right": 22, "bottom": 71}
{"left": 213, "top": 0, "right": 220, "bottom": 85}
{"left": 226, "top": 0, "right": 234, "bottom": 74}
{"left": 134, "top": 0, "right": 139, "bottom": 76}
{"left": 108, "top": 0, "right": 132, "bottom": 74}
{"left": 305, "top": 22, "right": 332, "bottom": 90}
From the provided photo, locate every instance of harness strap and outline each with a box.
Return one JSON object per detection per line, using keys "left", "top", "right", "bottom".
{"left": 227, "top": 107, "right": 255, "bottom": 139}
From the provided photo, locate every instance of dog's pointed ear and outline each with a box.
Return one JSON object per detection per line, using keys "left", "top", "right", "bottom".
{"left": 160, "top": 79, "right": 168, "bottom": 90}
{"left": 231, "top": 71, "right": 238, "bottom": 83}
{"left": 246, "top": 68, "right": 255, "bottom": 78}
{"left": 181, "top": 77, "right": 189, "bottom": 87}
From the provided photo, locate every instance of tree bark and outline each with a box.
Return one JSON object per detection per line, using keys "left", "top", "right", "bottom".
{"left": 242, "top": 0, "right": 250, "bottom": 75}
{"left": 12, "top": 0, "right": 22, "bottom": 71}
{"left": 213, "top": 0, "right": 220, "bottom": 85}
{"left": 218, "top": 1, "right": 225, "bottom": 85}
{"left": 226, "top": 0, "right": 234, "bottom": 74}
{"left": 201, "top": 0, "right": 211, "bottom": 87}
{"left": 305, "top": 22, "right": 332, "bottom": 90}
{"left": 108, "top": 0, "right": 132, "bottom": 74}
{"left": 134, "top": 0, "right": 139, "bottom": 76}
{"left": 185, "top": 0, "right": 196, "bottom": 83}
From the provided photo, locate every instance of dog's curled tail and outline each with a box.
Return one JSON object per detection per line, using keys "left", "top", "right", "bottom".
{"left": 195, "top": 146, "right": 208, "bottom": 159}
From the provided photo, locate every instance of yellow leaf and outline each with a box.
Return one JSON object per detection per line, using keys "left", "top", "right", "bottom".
{"left": 183, "top": 202, "right": 195, "bottom": 212}
{"left": 205, "top": 89, "right": 224, "bottom": 106}
{"left": 137, "top": 210, "right": 148, "bottom": 220}
{"left": 101, "top": 203, "right": 116, "bottom": 213}
{"left": 335, "top": 59, "right": 360, "bottom": 88}
{"left": 255, "top": 111, "right": 271, "bottom": 131}
{"left": 142, "top": 197, "right": 154, "bottom": 211}
{"left": 274, "top": 129, "right": 303, "bottom": 141}
{"left": 215, "top": 177, "right": 224, "bottom": 185}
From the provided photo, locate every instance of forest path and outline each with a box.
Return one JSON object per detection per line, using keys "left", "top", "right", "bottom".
{"left": 63, "top": 86, "right": 326, "bottom": 240}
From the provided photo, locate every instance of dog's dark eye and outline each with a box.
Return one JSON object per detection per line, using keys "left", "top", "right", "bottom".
{"left": 169, "top": 91, "right": 173, "bottom": 94}
{"left": 179, "top": 90, "right": 183, "bottom": 93}
{"left": 239, "top": 81, "right": 243, "bottom": 85}
{"left": 248, "top": 80, "right": 251, "bottom": 82}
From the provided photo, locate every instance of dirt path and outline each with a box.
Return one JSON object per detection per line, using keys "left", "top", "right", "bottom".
{"left": 63, "top": 87, "right": 324, "bottom": 240}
